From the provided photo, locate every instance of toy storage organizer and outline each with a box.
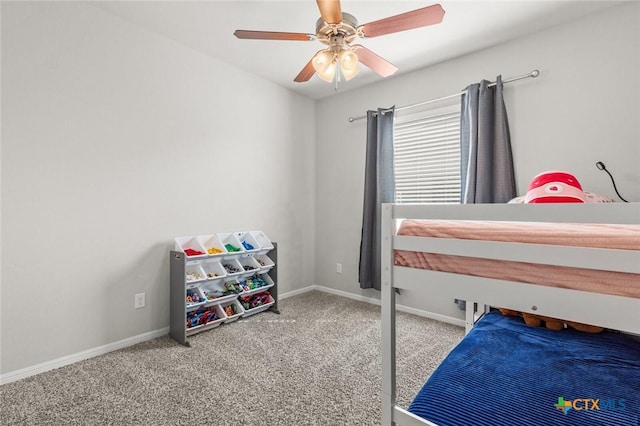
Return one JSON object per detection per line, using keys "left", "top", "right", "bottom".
{"left": 170, "top": 232, "right": 278, "bottom": 346}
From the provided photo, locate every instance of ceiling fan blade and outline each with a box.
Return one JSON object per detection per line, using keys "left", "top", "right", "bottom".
{"left": 359, "top": 3, "right": 445, "bottom": 38}
{"left": 234, "top": 30, "right": 315, "bottom": 41}
{"left": 353, "top": 45, "right": 398, "bottom": 78}
{"left": 294, "top": 59, "right": 316, "bottom": 83}
{"left": 316, "top": 0, "right": 343, "bottom": 24}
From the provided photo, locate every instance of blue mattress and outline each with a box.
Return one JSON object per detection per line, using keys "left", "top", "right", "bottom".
{"left": 408, "top": 311, "right": 640, "bottom": 426}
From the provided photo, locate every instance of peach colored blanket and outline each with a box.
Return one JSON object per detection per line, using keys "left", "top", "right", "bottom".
{"left": 395, "top": 220, "right": 640, "bottom": 298}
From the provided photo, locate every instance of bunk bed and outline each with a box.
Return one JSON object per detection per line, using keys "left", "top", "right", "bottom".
{"left": 381, "top": 202, "right": 640, "bottom": 426}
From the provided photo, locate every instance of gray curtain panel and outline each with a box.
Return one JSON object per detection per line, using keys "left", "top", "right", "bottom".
{"left": 460, "top": 75, "right": 516, "bottom": 204}
{"left": 359, "top": 107, "right": 395, "bottom": 290}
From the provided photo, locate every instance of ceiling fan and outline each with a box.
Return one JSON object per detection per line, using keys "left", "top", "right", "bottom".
{"left": 234, "top": 1, "right": 445, "bottom": 85}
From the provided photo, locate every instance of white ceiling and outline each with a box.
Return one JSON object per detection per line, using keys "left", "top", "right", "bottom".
{"left": 92, "top": 1, "right": 619, "bottom": 100}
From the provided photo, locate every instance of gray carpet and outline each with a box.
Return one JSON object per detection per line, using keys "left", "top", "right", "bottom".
{"left": 0, "top": 291, "right": 464, "bottom": 425}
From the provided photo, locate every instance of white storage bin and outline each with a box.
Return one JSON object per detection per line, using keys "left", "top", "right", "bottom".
{"left": 250, "top": 231, "right": 274, "bottom": 254}
{"left": 221, "top": 279, "right": 245, "bottom": 296}
{"left": 185, "top": 264, "right": 207, "bottom": 284}
{"left": 186, "top": 287, "right": 206, "bottom": 310}
{"left": 217, "top": 233, "right": 245, "bottom": 256}
{"left": 196, "top": 234, "right": 227, "bottom": 257}
{"left": 186, "top": 304, "right": 226, "bottom": 333}
{"left": 201, "top": 260, "right": 227, "bottom": 282}
{"left": 239, "top": 274, "right": 274, "bottom": 296}
{"left": 200, "top": 283, "right": 222, "bottom": 304}
{"left": 253, "top": 254, "right": 275, "bottom": 273}
{"left": 203, "top": 291, "right": 237, "bottom": 306}
{"left": 234, "top": 231, "right": 261, "bottom": 253}
{"left": 220, "top": 299, "right": 245, "bottom": 323}
{"left": 239, "top": 293, "right": 275, "bottom": 318}
{"left": 238, "top": 256, "right": 260, "bottom": 278}
{"left": 221, "top": 258, "right": 244, "bottom": 277}
{"left": 203, "top": 304, "right": 226, "bottom": 328}
{"left": 175, "top": 236, "right": 208, "bottom": 258}
{"left": 201, "top": 279, "right": 243, "bottom": 304}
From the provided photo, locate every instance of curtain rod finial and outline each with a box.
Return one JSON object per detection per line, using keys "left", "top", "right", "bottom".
{"left": 531, "top": 70, "right": 540, "bottom": 78}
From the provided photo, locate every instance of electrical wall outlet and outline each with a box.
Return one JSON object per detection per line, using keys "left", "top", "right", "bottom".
{"left": 336, "top": 263, "right": 342, "bottom": 274}
{"left": 135, "top": 292, "right": 146, "bottom": 309}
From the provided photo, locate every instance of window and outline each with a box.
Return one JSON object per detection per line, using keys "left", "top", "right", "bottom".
{"left": 393, "top": 106, "right": 461, "bottom": 204}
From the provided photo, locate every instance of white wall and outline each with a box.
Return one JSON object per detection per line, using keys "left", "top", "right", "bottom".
{"left": 315, "top": 2, "right": 640, "bottom": 319}
{"left": 1, "top": 2, "right": 316, "bottom": 374}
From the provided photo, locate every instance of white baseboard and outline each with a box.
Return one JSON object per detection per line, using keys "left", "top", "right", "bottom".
{"left": 2, "top": 286, "right": 461, "bottom": 385}
{"left": 395, "top": 303, "right": 465, "bottom": 328}
{"left": 278, "top": 285, "right": 318, "bottom": 299}
{"left": 0, "top": 327, "right": 169, "bottom": 385}
{"left": 283, "top": 284, "right": 465, "bottom": 328}
{"left": 1, "top": 286, "right": 321, "bottom": 385}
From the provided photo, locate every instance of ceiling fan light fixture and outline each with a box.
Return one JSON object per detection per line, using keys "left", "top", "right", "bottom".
{"left": 341, "top": 65, "right": 359, "bottom": 81}
{"left": 339, "top": 48, "right": 359, "bottom": 81}
{"left": 317, "top": 61, "right": 337, "bottom": 82}
{"left": 312, "top": 49, "right": 334, "bottom": 74}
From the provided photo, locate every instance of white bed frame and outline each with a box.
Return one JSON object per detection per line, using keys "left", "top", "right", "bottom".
{"left": 381, "top": 202, "right": 640, "bottom": 426}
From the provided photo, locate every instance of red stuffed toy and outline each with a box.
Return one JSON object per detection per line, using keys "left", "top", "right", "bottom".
{"left": 524, "top": 170, "right": 586, "bottom": 204}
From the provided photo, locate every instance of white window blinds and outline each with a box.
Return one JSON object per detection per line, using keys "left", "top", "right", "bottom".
{"left": 393, "top": 107, "right": 461, "bottom": 204}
